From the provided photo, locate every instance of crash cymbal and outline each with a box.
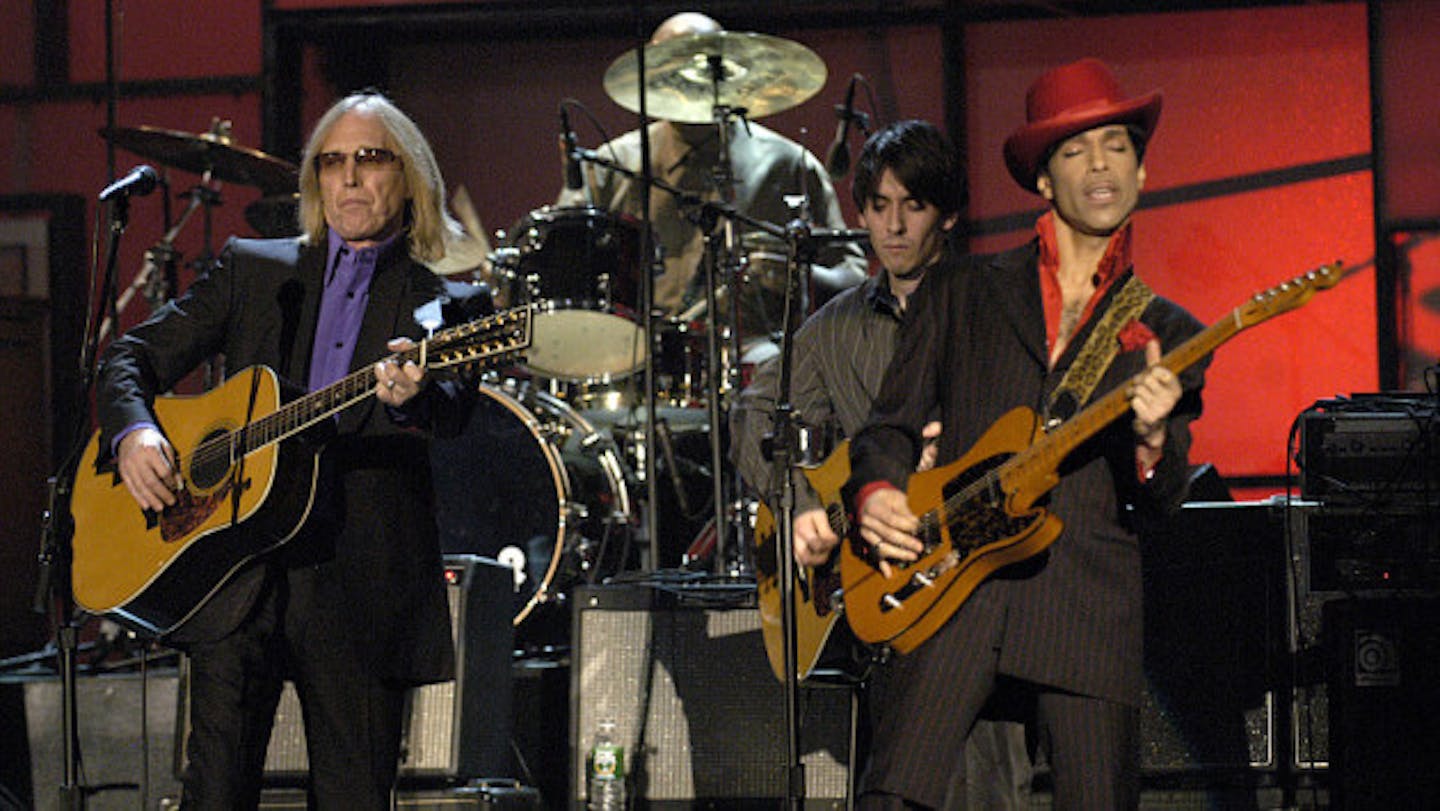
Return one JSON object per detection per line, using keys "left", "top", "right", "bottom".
{"left": 603, "top": 31, "right": 826, "bottom": 124}
{"left": 100, "top": 124, "right": 298, "bottom": 192}
{"left": 424, "top": 186, "right": 495, "bottom": 276}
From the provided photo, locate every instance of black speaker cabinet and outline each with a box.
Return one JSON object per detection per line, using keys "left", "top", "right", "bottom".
{"left": 266, "top": 555, "right": 513, "bottom": 781}
{"left": 3, "top": 670, "right": 182, "bottom": 810}
{"left": 1140, "top": 500, "right": 1287, "bottom": 774}
{"left": 178, "top": 555, "right": 514, "bottom": 784}
{"left": 1324, "top": 596, "right": 1440, "bottom": 809}
{"left": 570, "top": 584, "right": 853, "bottom": 809}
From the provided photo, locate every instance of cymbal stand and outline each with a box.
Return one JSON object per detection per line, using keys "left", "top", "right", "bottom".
{"left": 700, "top": 101, "right": 756, "bottom": 577}
{"left": 97, "top": 180, "right": 221, "bottom": 343}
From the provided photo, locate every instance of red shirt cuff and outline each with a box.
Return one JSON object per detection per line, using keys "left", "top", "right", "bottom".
{"left": 855, "top": 481, "right": 902, "bottom": 518}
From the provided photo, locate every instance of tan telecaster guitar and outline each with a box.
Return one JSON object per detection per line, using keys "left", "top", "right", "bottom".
{"left": 840, "top": 264, "right": 1343, "bottom": 654}
{"left": 753, "top": 440, "right": 851, "bottom": 682}
{"left": 70, "top": 306, "right": 533, "bottom": 636}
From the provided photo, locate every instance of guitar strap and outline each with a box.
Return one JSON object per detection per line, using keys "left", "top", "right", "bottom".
{"left": 232, "top": 366, "right": 263, "bottom": 526}
{"left": 1044, "top": 273, "right": 1154, "bottom": 425}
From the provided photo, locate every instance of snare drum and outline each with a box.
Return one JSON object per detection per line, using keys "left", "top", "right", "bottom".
{"left": 501, "top": 206, "right": 650, "bottom": 382}
{"left": 429, "top": 381, "right": 633, "bottom": 645}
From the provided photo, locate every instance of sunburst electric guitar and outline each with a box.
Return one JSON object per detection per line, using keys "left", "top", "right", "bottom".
{"left": 70, "top": 306, "right": 533, "bottom": 636}
{"left": 840, "top": 264, "right": 1343, "bottom": 654}
{"left": 753, "top": 440, "right": 852, "bottom": 682}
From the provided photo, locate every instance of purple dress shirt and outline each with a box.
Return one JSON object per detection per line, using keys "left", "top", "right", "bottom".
{"left": 308, "top": 229, "right": 398, "bottom": 392}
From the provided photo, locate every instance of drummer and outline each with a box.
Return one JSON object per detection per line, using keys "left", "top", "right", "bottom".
{"left": 557, "top": 11, "right": 868, "bottom": 354}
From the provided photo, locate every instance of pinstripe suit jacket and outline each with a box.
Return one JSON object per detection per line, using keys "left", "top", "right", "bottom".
{"left": 847, "top": 239, "right": 1208, "bottom": 705}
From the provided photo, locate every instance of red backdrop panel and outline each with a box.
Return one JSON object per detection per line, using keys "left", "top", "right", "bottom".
{"left": 1, "top": 0, "right": 36, "bottom": 85}
{"left": 67, "top": 0, "right": 262, "bottom": 82}
{"left": 1376, "top": 0, "right": 1440, "bottom": 223}
{"left": 963, "top": 4, "right": 1374, "bottom": 482}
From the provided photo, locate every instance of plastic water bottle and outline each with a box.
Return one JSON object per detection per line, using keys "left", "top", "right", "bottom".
{"left": 586, "top": 718, "right": 626, "bottom": 810}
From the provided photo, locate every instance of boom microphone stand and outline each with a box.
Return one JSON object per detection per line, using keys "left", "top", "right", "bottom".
{"left": 36, "top": 184, "right": 142, "bottom": 810}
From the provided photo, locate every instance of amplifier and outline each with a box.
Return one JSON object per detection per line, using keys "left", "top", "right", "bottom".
{"left": 570, "top": 582, "right": 853, "bottom": 809}
{"left": 263, "top": 555, "right": 513, "bottom": 780}
{"left": 1291, "top": 502, "right": 1440, "bottom": 596}
{"left": 1298, "top": 397, "right": 1440, "bottom": 503}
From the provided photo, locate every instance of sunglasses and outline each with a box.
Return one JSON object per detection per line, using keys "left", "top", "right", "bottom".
{"left": 313, "top": 147, "right": 403, "bottom": 174}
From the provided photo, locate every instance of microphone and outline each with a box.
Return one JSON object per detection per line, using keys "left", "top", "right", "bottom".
{"left": 825, "top": 75, "right": 861, "bottom": 180}
{"left": 98, "top": 164, "right": 159, "bottom": 202}
{"left": 560, "top": 106, "right": 583, "bottom": 191}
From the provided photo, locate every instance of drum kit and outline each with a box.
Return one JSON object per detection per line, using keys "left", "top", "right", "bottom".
{"left": 98, "top": 28, "right": 852, "bottom": 649}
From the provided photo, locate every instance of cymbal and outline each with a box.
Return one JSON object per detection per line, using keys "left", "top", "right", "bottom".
{"left": 424, "top": 186, "right": 495, "bottom": 276}
{"left": 100, "top": 125, "right": 298, "bottom": 192}
{"left": 603, "top": 31, "right": 826, "bottom": 124}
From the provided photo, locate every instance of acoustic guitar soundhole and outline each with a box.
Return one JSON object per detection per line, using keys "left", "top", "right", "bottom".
{"left": 189, "top": 429, "right": 234, "bottom": 491}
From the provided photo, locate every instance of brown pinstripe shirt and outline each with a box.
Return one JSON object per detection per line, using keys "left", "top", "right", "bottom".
{"left": 729, "top": 264, "right": 926, "bottom": 513}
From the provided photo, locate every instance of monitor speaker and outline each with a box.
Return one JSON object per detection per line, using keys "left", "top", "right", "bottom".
{"left": 570, "top": 584, "right": 853, "bottom": 809}
{"left": 9, "top": 670, "right": 182, "bottom": 809}
{"left": 177, "top": 555, "right": 514, "bottom": 783}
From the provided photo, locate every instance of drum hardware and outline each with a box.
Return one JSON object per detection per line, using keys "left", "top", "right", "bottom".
{"left": 575, "top": 28, "right": 850, "bottom": 578}
{"left": 424, "top": 185, "right": 496, "bottom": 279}
{"left": 564, "top": 100, "right": 814, "bottom": 579}
{"left": 243, "top": 193, "right": 299, "bottom": 238}
{"left": 100, "top": 119, "right": 296, "bottom": 342}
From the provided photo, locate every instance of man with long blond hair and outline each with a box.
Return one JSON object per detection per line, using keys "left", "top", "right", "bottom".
{"left": 97, "top": 91, "right": 473, "bottom": 809}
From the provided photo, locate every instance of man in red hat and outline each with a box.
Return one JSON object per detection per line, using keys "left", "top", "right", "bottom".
{"left": 842, "top": 58, "right": 1210, "bottom": 809}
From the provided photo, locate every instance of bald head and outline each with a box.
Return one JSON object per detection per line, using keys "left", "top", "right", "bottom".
{"left": 651, "top": 11, "right": 721, "bottom": 44}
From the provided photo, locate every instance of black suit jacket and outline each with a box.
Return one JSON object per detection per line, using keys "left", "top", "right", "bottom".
{"left": 97, "top": 236, "right": 463, "bottom": 685}
{"left": 847, "top": 240, "right": 1208, "bottom": 705}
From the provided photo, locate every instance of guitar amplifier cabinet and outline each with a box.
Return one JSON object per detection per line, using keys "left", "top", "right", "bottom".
{"left": 1290, "top": 501, "right": 1440, "bottom": 596}
{"left": 177, "top": 555, "right": 514, "bottom": 783}
{"left": 1139, "top": 500, "right": 1289, "bottom": 773}
{"left": 1323, "top": 596, "right": 1440, "bottom": 809}
{"left": 571, "top": 583, "right": 853, "bottom": 809}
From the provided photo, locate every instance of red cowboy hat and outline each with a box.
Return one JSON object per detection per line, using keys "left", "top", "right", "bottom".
{"left": 1003, "top": 58, "right": 1162, "bottom": 193}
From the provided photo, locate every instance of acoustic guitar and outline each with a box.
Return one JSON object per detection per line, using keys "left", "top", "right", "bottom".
{"left": 70, "top": 306, "right": 532, "bottom": 636}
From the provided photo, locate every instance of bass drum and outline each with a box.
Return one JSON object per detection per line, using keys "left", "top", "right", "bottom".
{"left": 430, "top": 380, "right": 633, "bottom": 649}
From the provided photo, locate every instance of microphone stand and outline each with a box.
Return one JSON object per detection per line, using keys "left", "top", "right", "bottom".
{"left": 38, "top": 190, "right": 137, "bottom": 811}
{"left": 761, "top": 217, "right": 822, "bottom": 811}
{"left": 635, "top": 26, "right": 660, "bottom": 573}
{"left": 703, "top": 100, "right": 748, "bottom": 578}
